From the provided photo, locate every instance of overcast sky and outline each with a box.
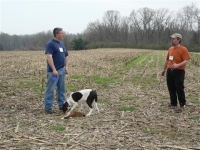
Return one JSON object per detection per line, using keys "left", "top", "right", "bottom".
{"left": 0, "top": 0, "right": 199, "bottom": 35}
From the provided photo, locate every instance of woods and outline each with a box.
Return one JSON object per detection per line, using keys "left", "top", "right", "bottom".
{"left": 0, "top": 4, "right": 199, "bottom": 51}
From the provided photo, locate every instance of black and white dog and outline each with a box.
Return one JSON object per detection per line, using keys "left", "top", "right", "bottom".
{"left": 62, "top": 89, "right": 99, "bottom": 116}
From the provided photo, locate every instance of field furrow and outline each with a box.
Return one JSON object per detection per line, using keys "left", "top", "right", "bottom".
{"left": 0, "top": 49, "right": 199, "bottom": 150}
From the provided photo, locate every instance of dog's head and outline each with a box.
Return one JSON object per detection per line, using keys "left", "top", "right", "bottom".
{"left": 62, "top": 101, "right": 69, "bottom": 113}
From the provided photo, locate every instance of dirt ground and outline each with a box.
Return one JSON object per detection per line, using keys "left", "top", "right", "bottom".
{"left": 0, "top": 49, "right": 200, "bottom": 150}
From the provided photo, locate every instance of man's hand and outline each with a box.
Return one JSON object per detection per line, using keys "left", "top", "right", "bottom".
{"left": 65, "top": 67, "right": 69, "bottom": 74}
{"left": 161, "top": 71, "right": 165, "bottom": 76}
{"left": 171, "top": 63, "right": 179, "bottom": 69}
{"left": 53, "top": 70, "right": 58, "bottom": 76}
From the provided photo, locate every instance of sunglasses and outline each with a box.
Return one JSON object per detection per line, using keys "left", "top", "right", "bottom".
{"left": 55, "top": 28, "right": 63, "bottom": 34}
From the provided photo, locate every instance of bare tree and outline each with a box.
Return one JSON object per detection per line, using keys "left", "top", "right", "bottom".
{"left": 198, "top": 15, "right": 200, "bottom": 45}
{"left": 138, "top": 7, "right": 155, "bottom": 42}
{"left": 119, "top": 16, "right": 129, "bottom": 44}
{"left": 102, "top": 10, "right": 121, "bottom": 42}
{"left": 84, "top": 20, "right": 102, "bottom": 42}
{"left": 153, "top": 8, "right": 172, "bottom": 43}
{"left": 173, "top": 3, "right": 199, "bottom": 45}
{"left": 129, "top": 7, "right": 155, "bottom": 45}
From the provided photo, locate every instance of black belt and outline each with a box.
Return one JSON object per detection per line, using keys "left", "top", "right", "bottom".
{"left": 167, "top": 68, "right": 184, "bottom": 71}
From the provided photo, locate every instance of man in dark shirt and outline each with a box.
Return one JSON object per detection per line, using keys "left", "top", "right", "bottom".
{"left": 44, "top": 28, "right": 69, "bottom": 114}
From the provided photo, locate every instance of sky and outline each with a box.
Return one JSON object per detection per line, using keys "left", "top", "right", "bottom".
{"left": 0, "top": 0, "right": 199, "bottom": 35}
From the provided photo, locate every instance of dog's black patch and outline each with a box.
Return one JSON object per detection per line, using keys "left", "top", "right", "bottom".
{"left": 71, "top": 92, "right": 83, "bottom": 102}
{"left": 86, "top": 90, "right": 97, "bottom": 108}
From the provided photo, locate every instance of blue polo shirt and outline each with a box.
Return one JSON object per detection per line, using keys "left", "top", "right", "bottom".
{"left": 45, "top": 39, "right": 68, "bottom": 72}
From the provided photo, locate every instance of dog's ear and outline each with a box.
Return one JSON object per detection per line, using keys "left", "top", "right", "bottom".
{"left": 62, "top": 102, "right": 69, "bottom": 113}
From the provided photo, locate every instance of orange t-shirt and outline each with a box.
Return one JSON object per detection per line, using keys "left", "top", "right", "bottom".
{"left": 166, "top": 45, "right": 190, "bottom": 70}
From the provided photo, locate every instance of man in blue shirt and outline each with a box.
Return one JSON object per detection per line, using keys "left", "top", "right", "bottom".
{"left": 44, "top": 28, "right": 69, "bottom": 114}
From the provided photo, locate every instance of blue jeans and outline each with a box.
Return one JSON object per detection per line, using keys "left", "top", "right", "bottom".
{"left": 44, "top": 68, "right": 66, "bottom": 110}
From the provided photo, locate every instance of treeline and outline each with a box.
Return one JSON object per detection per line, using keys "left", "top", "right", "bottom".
{"left": 0, "top": 3, "right": 199, "bottom": 52}
{"left": 0, "top": 30, "right": 79, "bottom": 51}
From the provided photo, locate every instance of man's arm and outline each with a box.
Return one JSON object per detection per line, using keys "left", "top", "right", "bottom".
{"left": 46, "top": 54, "right": 58, "bottom": 76}
{"left": 161, "top": 60, "right": 168, "bottom": 76}
{"left": 65, "top": 56, "right": 69, "bottom": 74}
{"left": 171, "top": 60, "right": 189, "bottom": 69}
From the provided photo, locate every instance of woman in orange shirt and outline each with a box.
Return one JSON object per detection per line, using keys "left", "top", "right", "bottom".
{"left": 161, "top": 33, "right": 190, "bottom": 109}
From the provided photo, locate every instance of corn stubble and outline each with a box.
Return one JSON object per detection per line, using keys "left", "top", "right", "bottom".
{"left": 0, "top": 49, "right": 200, "bottom": 149}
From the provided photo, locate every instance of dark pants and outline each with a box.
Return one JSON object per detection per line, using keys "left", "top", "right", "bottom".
{"left": 166, "top": 69, "right": 186, "bottom": 106}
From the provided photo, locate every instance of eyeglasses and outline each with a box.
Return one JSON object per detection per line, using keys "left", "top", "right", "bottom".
{"left": 55, "top": 28, "right": 63, "bottom": 34}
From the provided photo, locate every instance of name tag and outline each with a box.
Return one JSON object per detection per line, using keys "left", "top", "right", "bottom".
{"left": 59, "top": 47, "right": 63, "bottom": 52}
{"left": 169, "top": 56, "right": 173, "bottom": 60}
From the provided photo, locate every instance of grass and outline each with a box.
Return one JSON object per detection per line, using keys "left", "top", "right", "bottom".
{"left": 63, "top": 137, "right": 70, "bottom": 141}
{"left": 188, "top": 116, "right": 199, "bottom": 120}
{"left": 95, "top": 121, "right": 104, "bottom": 126}
{"left": 91, "top": 75, "right": 115, "bottom": 84}
{"left": 122, "top": 54, "right": 148, "bottom": 71}
{"left": 120, "top": 106, "right": 136, "bottom": 111}
{"left": 51, "top": 125, "right": 66, "bottom": 131}
{"left": 62, "top": 119, "right": 70, "bottom": 123}
{"left": 187, "top": 94, "right": 199, "bottom": 104}
{"left": 67, "top": 83, "right": 77, "bottom": 92}
{"left": 22, "top": 147, "right": 31, "bottom": 150}
{"left": 70, "top": 74, "right": 84, "bottom": 79}
{"left": 120, "top": 95, "right": 139, "bottom": 101}
{"left": 32, "top": 86, "right": 43, "bottom": 93}
{"left": 97, "top": 99, "right": 112, "bottom": 105}
{"left": 143, "top": 128, "right": 155, "bottom": 134}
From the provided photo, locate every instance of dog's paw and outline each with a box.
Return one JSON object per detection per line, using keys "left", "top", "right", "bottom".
{"left": 86, "top": 114, "right": 91, "bottom": 117}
